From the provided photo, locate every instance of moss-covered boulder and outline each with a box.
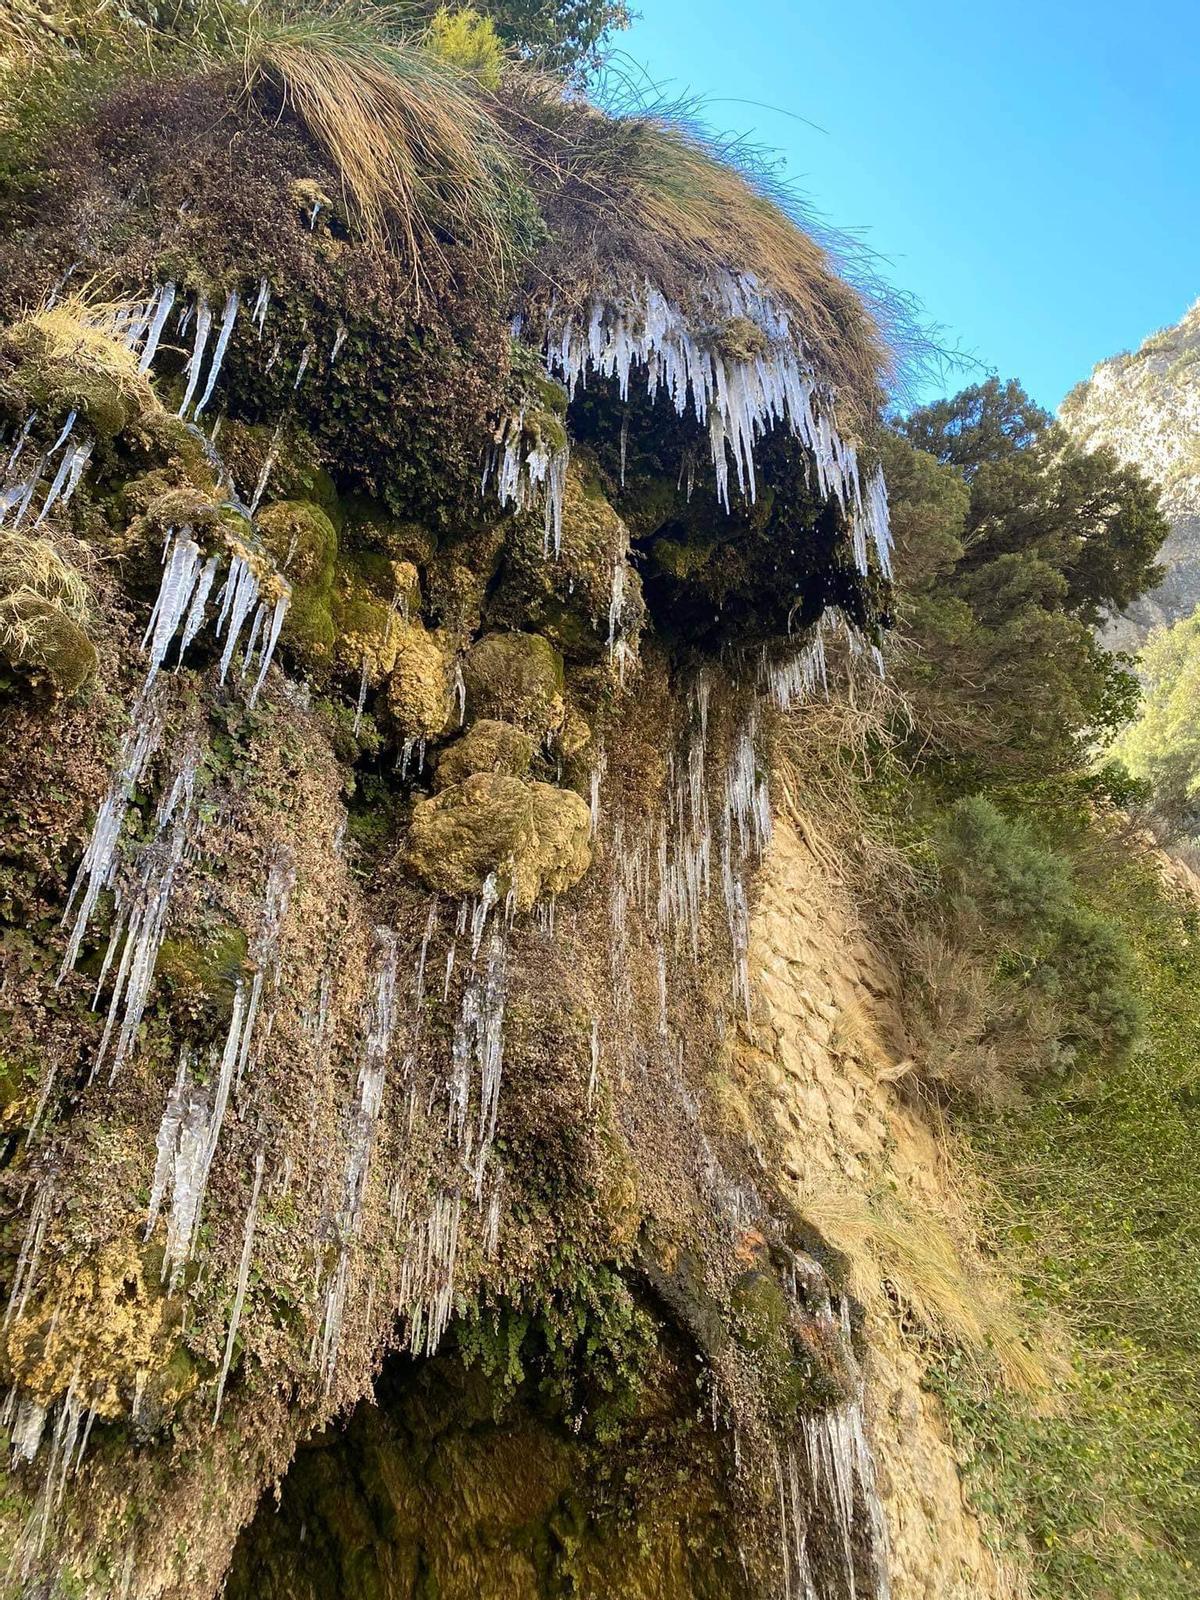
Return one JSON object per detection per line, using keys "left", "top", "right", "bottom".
{"left": 257, "top": 499, "right": 338, "bottom": 671}
{"left": 461, "top": 630, "right": 565, "bottom": 736}
{"left": 403, "top": 773, "right": 591, "bottom": 908}
{"left": 0, "top": 590, "right": 97, "bottom": 695}
{"left": 1, "top": 1241, "right": 185, "bottom": 1421}
{"left": 433, "top": 719, "right": 534, "bottom": 791}
{"left": 384, "top": 619, "right": 454, "bottom": 740}
{"left": 1, "top": 308, "right": 158, "bottom": 440}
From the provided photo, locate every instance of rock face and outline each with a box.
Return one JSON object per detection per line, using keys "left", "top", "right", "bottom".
{"left": 1061, "top": 302, "right": 1200, "bottom": 649}
{"left": 0, "top": 24, "right": 953, "bottom": 1600}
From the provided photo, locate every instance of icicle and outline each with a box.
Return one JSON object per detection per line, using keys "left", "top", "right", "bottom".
{"left": 212, "top": 1149, "right": 265, "bottom": 1425}
{"left": 293, "top": 343, "right": 314, "bottom": 391}
{"left": 10, "top": 1397, "right": 48, "bottom": 1464}
{"left": 145, "top": 1050, "right": 190, "bottom": 1240}
{"left": 193, "top": 289, "right": 239, "bottom": 419}
{"left": 34, "top": 438, "right": 82, "bottom": 526}
{"left": 248, "top": 423, "right": 283, "bottom": 515}
{"left": 142, "top": 533, "right": 203, "bottom": 688}
{"left": 137, "top": 281, "right": 176, "bottom": 374}
{"left": 246, "top": 586, "right": 290, "bottom": 708}
{"left": 330, "top": 323, "right": 348, "bottom": 363}
{"left": 352, "top": 656, "right": 369, "bottom": 737}
{"left": 251, "top": 278, "right": 270, "bottom": 338}
{"left": 216, "top": 556, "right": 261, "bottom": 682}
{"left": 58, "top": 700, "right": 164, "bottom": 981}
{"left": 176, "top": 295, "right": 212, "bottom": 418}
{"left": 587, "top": 1015, "right": 600, "bottom": 1107}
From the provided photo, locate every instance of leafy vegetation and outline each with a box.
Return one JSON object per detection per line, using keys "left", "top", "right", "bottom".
{"left": 1108, "top": 603, "right": 1200, "bottom": 838}
{"left": 817, "top": 375, "right": 1199, "bottom": 1595}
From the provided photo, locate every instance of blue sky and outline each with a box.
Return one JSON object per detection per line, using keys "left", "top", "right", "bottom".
{"left": 616, "top": 0, "right": 1200, "bottom": 413}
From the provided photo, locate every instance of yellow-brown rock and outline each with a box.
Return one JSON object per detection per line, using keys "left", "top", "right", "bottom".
{"left": 433, "top": 719, "right": 534, "bottom": 791}
{"left": 385, "top": 619, "right": 454, "bottom": 739}
{"left": 461, "top": 630, "right": 565, "bottom": 736}
{"left": 403, "top": 773, "right": 591, "bottom": 908}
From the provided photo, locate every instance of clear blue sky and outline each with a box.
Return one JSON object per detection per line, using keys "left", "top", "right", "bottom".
{"left": 617, "top": 0, "right": 1200, "bottom": 413}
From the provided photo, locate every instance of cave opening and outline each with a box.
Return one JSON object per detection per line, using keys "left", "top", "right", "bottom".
{"left": 223, "top": 1308, "right": 753, "bottom": 1600}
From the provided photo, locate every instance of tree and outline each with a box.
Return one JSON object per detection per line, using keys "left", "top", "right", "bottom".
{"left": 1108, "top": 604, "right": 1200, "bottom": 834}
{"left": 899, "top": 377, "right": 1167, "bottom": 625}
{"left": 881, "top": 378, "right": 1166, "bottom": 791}
{"left": 415, "top": 0, "right": 632, "bottom": 80}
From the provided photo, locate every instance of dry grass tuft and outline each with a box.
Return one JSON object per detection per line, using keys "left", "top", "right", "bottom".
{"left": 801, "top": 1184, "right": 1057, "bottom": 1398}
{"left": 239, "top": 2, "right": 515, "bottom": 284}
{"left": 502, "top": 82, "right": 916, "bottom": 424}
{"left": 19, "top": 294, "right": 159, "bottom": 413}
{"left": 0, "top": 534, "right": 90, "bottom": 624}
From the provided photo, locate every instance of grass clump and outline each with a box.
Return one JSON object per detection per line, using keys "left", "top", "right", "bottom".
{"left": 239, "top": 1, "right": 517, "bottom": 285}
{"left": 0, "top": 532, "right": 96, "bottom": 696}
{"left": 800, "top": 1184, "right": 1053, "bottom": 1397}
{"left": 5, "top": 294, "right": 158, "bottom": 437}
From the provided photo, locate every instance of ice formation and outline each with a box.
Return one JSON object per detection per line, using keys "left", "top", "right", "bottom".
{"left": 482, "top": 417, "right": 569, "bottom": 557}
{"left": 540, "top": 278, "right": 891, "bottom": 578}
{"left": 192, "top": 289, "right": 239, "bottom": 420}
{"left": 320, "top": 928, "right": 400, "bottom": 1384}
{"left": 212, "top": 1149, "right": 266, "bottom": 1425}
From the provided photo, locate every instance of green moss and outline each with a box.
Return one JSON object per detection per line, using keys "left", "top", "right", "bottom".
{"left": 256, "top": 499, "right": 339, "bottom": 673}
{"left": 2, "top": 322, "right": 153, "bottom": 440}
{"left": 403, "top": 773, "right": 591, "bottom": 908}
{"left": 433, "top": 719, "right": 534, "bottom": 790}
{"left": 461, "top": 631, "right": 565, "bottom": 734}
{"left": 156, "top": 928, "right": 249, "bottom": 1009}
{"left": 0, "top": 592, "right": 98, "bottom": 697}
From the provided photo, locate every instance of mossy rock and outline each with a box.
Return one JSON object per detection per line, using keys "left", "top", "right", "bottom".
{"left": 156, "top": 927, "right": 249, "bottom": 1009}
{"left": 434, "top": 719, "right": 534, "bottom": 791}
{"left": 1, "top": 1241, "right": 180, "bottom": 1421}
{"left": 219, "top": 420, "right": 341, "bottom": 521}
{"left": 0, "top": 591, "right": 97, "bottom": 696}
{"left": 3, "top": 319, "right": 157, "bottom": 440}
{"left": 255, "top": 499, "right": 338, "bottom": 672}
{"left": 256, "top": 500, "right": 337, "bottom": 590}
{"left": 730, "top": 1267, "right": 847, "bottom": 1419}
{"left": 403, "top": 773, "right": 591, "bottom": 909}
{"left": 330, "top": 568, "right": 401, "bottom": 687}
{"left": 462, "top": 631, "right": 565, "bottom": 736}
{"left": 384, "top": 619, "right": 454, "bottom": 740}
{"left": 341, "top": 495, "right": 435, "bottom": 567}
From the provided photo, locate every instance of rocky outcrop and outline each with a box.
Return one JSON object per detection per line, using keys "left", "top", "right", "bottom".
{"left": 1061, "top": 302, "right": 1200, "bottom": 648}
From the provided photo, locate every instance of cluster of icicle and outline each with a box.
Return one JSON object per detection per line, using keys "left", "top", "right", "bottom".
{"left": 2, "top": 1366, "right": 97, "bottom": 1583}
{"left": 2, "top": 269, "right": 340, "bottom": 543}
{"left": 54, "top": 524, "right": 291, "bottom": 1092}
{"left": 316, "top": 870, "right": 516, "bottom": 1386}
{"left": 649, "top": 674, "right": 772, "bottom": 1019}
{"left": 145, "top": 851, "right": 294, "bottom": 1292}
{"left": 482, "top": 412, "right": 570, "bottom": 557}
{"left": 507, "top": 273, "right": 891, "bottom": 577}
{"left": 0, "top": 410, "right": 92, "bottom": 531}
{"left": 2, "top": 849, "right": 295, "bottom": 1488}
{"left": 773, "top": 1299, "right": 891, "bottom": 1600}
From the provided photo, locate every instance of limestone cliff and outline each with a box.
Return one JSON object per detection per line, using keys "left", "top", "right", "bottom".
{"left": 1061, "top": 302, "right": 1200, "bottom": 649}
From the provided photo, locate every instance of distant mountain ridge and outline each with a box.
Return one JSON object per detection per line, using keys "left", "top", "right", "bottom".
{"left": 1061, "top": 301, "right": 1200, "bottom": 650}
